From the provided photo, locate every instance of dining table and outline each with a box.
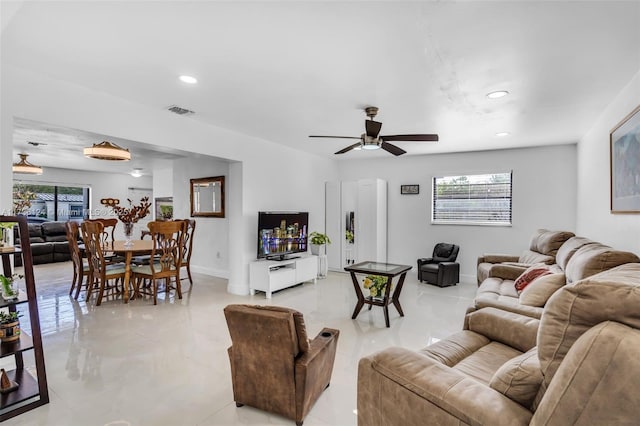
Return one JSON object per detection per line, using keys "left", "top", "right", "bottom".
{"left": 104, "top": 240, "right": 153, "bottom": 303}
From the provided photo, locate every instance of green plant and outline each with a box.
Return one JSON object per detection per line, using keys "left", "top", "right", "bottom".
{"left": 309, "top": 232, "right": 331, "bottom": 245}
{"left": 363, "top": 275, "right": 391, "bottom": 298}
{"left": 345, "top": 230, "right": 354, "bottom": 244}
{"left": 0, "top": 274, "right": 22, "bottom": 299}
{"left": 0, "top": 311, "right": 22, "bottom": 325}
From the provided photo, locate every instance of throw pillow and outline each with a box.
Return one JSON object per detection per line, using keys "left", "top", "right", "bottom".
{"left": 490, "top": 347, "right": 543, "bottom": 408}
{"left": 520, "top": 273, "right": 566, "bottom": 307}
{"left": 514, "top": 265, "right": 551, "bottom": 293}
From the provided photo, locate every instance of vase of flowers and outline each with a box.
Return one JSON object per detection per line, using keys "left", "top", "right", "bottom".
{"left": 363, "top": 274, "right": 391, "bottom": 299}
{"left": 112, "top": 197, "right": 151, "bottom": 246}
{"left": 0, "top": 274, "right": 22, "bottom": 301}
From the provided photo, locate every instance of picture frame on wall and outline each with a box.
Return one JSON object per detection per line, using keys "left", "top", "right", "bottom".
{"left": 401, "top": 184, "right": 419, "bottom": 195}
{"left": 610, "top": 104, "right": 640, "bottom": 213}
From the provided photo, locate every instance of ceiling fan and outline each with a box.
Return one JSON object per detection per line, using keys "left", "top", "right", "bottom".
{"left": 309, "top": 106, "right": 438, "bottom": 156}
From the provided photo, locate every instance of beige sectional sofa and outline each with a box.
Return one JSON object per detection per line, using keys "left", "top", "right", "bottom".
{"left": 357, "top": 263, "right": 640, "bottom": 425}
{"left": 476, "top": 229, "right": 574, "bottom": 284}
{"left": 468, "top": 234, "right": 639, "bottom": 322}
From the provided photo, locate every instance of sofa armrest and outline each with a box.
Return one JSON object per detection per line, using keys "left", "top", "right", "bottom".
{"left": 467, "top": 307, "right": 539, "bottom": 352}
{"left": 358, "top": 347, "right": 532, "bottom": 426}
{"left": 479, "top": 254, "right": 520, "bottom": 265}
{"left": 417, "top": 257, "right": 434, "bottom": 268}
{"left": 489, "top": 264, "right": 527, "bottom": 280}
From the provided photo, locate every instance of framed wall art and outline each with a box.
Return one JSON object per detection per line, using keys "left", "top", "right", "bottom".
{"left": 610, "top": 104, "right": 640, "bottom": 213}
{"left": 401, "top": 185, "right": 419, "bottom": 195}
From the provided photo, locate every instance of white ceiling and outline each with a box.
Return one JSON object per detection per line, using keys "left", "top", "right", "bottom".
{"left": 3, "top": 1, "right": 640, "bottom": 172}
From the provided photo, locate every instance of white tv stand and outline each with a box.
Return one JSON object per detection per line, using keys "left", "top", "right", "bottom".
{"left": 249, "top": 255, "right": 318, "bottom": 298}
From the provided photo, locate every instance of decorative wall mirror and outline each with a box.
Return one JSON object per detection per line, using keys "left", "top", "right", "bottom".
{"left": 190, "top": 176, "right": 225, "bottom": 218}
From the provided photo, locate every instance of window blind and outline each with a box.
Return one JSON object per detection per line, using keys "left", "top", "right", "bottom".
{"left": 432, "top": 172, "right": 512, "bottom": 225}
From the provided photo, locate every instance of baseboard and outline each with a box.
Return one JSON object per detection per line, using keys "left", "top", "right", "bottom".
{"left": 190, "top": 265, "right": 229, "bottom": 279}
{"left": 460, "top": 273, "right": 476, "bottom": 285}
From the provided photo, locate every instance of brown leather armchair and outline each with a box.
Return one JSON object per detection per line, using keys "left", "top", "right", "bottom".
{"left": 224, "top": 304, "right": 340, "bottom": 426}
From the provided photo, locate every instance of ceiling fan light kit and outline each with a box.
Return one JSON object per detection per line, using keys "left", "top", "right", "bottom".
{"left": 83, "top": 141, "right": 131, "bottom": 161}
{"left": 309, "top": 106, "right": 438, "bottom": 156}
{"left": 12, "top": 153, "right": 43, "bottom": 175}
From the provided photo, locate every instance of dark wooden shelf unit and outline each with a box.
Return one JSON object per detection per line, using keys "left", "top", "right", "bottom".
{"left": 0, "top": 215, "right": 49, "bottom": 421}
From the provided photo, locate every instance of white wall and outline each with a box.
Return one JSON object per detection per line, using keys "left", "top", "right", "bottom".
{"left": 338, "top": 144, "right": 577, "bottom": 281}
{"left": 172, "top": 156, "right": 230, "bottom": 278}
{"left": 577, "top": 69, "right": 640, "bottom": 254}
{"left": 0, "top": 65, "right": 339, "bottom": 295}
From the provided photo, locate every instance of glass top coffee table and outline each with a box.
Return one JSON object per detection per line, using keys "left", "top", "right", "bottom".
{"left": 344, "top": 261, "right": 412, "bottom": 328}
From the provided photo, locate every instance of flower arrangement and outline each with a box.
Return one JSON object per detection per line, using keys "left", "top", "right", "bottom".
{"left": 112, "top": 197, "right": 151, "bottom": 224}
{"left": 12, "top": 184, "right": 36, "bottom": 214}
{"left": 0, "top": 274, "right": 22, "bottom": 300}
{"left": 363, "top": 274, "right": 391, "bottom": 298}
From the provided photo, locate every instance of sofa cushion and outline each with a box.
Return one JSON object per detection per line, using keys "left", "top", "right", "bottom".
{"left": 538, "top": 263, "right": 640, "bottom": 387}
{"left": 518, "top": 250, "right": 554, "bottom": 265}
{"left": 555, "top": 236, "right": 595, "bottom": 271}
{"left": 490, "top": 347, "right": 542, "bottom": 408}
{"left": 528, "top": 229, "right": 575, "bottom": 256}
{"left": 519, "top": 273, "right": 566, "bottom": 307}
{"left": 42, "top": 221, "right": 67, "bottom": 237}
{"left": 564, "top": 243, "right": 640, "bottom": 284}
{"left": 514, "top": 265, "right": 551, "bottom": 293}
{"left": 452, "top": 341, "right": 523, "bottom": 385}
{"left": 433, "top": 243, "right": 455, "bottom": 262}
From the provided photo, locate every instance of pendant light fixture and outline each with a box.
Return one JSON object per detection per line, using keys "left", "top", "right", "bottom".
{"left": 12, "top": 154, "right": 43, "bottom": 175}
{"left": 83, "top": 141, "right": 131, "bottom": 161}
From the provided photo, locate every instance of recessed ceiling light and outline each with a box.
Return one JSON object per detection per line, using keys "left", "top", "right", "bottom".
{"left": 131, "top": 168, "right": 143, "bottom": 178}
{"left": 179, "top": 75, "right": 197, "bottom": 84}
{"left": 486, "top": 90, "right": 509, "bottom": 99}
{"left": 496, "top": 132, "right": 511, "bottom": 137}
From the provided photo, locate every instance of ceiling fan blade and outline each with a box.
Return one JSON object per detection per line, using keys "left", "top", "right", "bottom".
{"left": 309, "top": 135, "right": 361, "bottom": 140}
{"left": 365, "top": 120, "right": 382, "bottom": 138}
{"left": 381, "top": 142, "right": 406, "bottom": 156}
{"left": 335, "top": 142, "right": 362, "bottom": 155}
{"left": 381, "top": 134, "right": 439, "bottom": 142}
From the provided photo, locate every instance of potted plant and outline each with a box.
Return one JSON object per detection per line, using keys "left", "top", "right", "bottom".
{"left": 0, "top": 274, "right": 21, "bottom": 301}
{"left": 0, "top": 311, "right": 22, "bottom": 343}
{"left": 309, "top": 232, "right": 331, "bottom": 255}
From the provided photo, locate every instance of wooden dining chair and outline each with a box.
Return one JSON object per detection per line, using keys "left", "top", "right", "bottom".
{"left": 177, "top": 219, "right": 196, "bottom": 286}
{"left": 65, "top": 221, "right": 90, "bottom": 300}
{"left": 80, "top": 221, "right": 127, "bottom": 306}
{"left": 86, "top": 218, "right": 124, "bottom": 263}
{"left": 132, "top": 220, "right": 185, "bottom": 305}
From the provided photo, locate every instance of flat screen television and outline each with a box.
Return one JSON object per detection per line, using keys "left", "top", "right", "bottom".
{"left": 257, "top": 211, "right": 308, "bottom": 260}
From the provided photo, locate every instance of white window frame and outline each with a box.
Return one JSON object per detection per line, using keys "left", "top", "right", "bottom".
{"left": 431, "top": 171, "right": 513, "bottom": 226}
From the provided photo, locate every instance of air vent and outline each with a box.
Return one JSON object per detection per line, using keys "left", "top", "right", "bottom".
{"left": 167, "top": 105, "right": 195, "bottom": 116}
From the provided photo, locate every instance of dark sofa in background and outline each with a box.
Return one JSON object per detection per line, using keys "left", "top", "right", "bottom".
{"left": 15, "top": 221, "right": 72, "bottom": 266}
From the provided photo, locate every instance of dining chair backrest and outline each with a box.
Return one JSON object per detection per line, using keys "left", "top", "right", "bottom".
{"left": 81, "top": 220, "right": 108, "bottom": 278}
{"left": 65, "top": 221, "right": 83, "bottom": 270}
{"left": 86, "top": 218, "right": 117, "bottom": 247}
{"left": 176, "top": 219, "right": 196, "bottom": 266}
{"left": 148, "top": 220, "right": 185, "bottom": 277}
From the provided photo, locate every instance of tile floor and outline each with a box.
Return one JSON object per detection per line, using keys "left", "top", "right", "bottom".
{"left": 2, "top": 261, "right": 476, "bottom": 426}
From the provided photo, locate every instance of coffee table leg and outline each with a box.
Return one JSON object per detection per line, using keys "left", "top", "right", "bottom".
{"left": 392, "top": 272, "right": 407, "bottom": 317}
{"left": 383, "top": 305, "right": 390, "bottom": 328}
{"left": 350, "top": 272, "right": 365, "bottom": 319}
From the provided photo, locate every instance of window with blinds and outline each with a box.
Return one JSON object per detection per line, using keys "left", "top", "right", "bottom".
{"left": 432, "top": 172, "right": 512, "bottom": 225}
